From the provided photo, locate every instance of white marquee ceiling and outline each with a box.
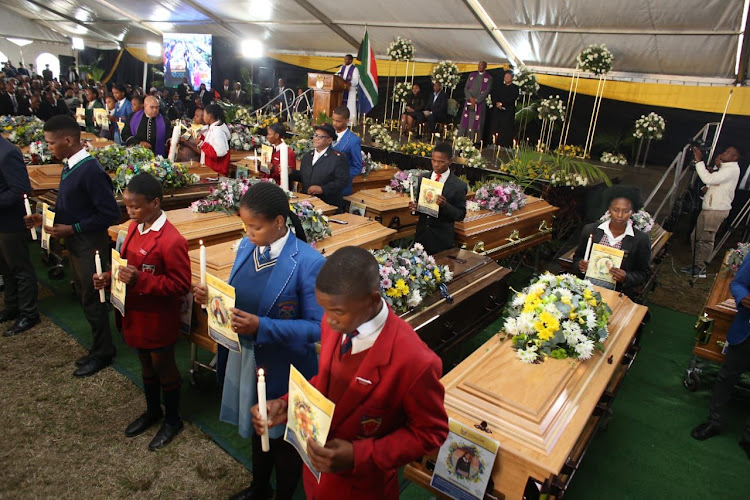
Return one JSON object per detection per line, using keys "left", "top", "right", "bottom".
{"left": 0, "top": 0, "right": 747, "bottom": 80}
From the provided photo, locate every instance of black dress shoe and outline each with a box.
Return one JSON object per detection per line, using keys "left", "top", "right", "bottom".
{"left": 691, "top": 422, "right": 722, "bottom": 441}
{"left": 0, "top": 309, "right": 19, "bottom": 323}
{"left": 73, "top": 357, "right": 112, "bottom": 378}
{"left": 148, "top": 420, "right": 184, "bottom": 451}
{"left": 125, "top": 411, "right": 163, "bottom": 437}
{"left": 740, "top": 440, "right": 750, "bottom": 459}
{"left": 75, "top": 353, "right": 93, "bottom": 367}
{"left": 228, "top": 484, "right": 273, "bottom": 500}
{"left": 3, "top": 316, "right": 40, "bottom": 337}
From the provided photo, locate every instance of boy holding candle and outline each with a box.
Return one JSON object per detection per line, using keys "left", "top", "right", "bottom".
{"left": 252, "top": 246, "right": 449, "bottom": 500}
{"left": 24, "top": 115, "right": 120, "bottom": 377}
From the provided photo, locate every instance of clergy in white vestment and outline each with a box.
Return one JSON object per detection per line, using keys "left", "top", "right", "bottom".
{"left": 337, "top": 54, "right": 360, "bottom": 126}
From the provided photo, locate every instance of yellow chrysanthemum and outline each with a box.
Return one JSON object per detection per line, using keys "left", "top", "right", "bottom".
{"left": 583, "top": 289, "right": 593, "bottom": 299}
{"left": 538, "top": 328, "right": 555, "bottom": 341}
{"left": 561, "top": 296, "right": 571, "bottom": 305}
{"left": 433, "top": 268, "right": 441, "bottom": 280}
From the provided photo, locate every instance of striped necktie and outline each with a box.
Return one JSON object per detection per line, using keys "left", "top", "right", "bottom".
{"left": 258, "top": 245, "right": 271, "bottom": 264}
{"left": 340, "top": 330, "right": 360, "bottom": 357}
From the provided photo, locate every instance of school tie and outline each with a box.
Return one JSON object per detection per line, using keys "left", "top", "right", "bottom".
{"left": 258, "top": 246, "right": 271, "bottom": 264}
{"left": 340, "top": 330, "right": 360, "bottom": 358}
{"left": 435, "top": 173, "right": 441, "bottom": 182}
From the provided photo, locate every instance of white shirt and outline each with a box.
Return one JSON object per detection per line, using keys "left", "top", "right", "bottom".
{"left": 116, "top": 97, "right": 126, "bottom": 112}
{"left": 695, "top": 160, "right": 740, "bottom": 211}
{"left": 138, "top": 211, "right": 167, "bottom": 235}
{"left": 334, "top": 129, "right": 346, "bottom": 145}
{"left": 343, "top": 298, "right": 388, "bottom": 354}
{"left": 431, "top": 168, "right": 450, "bottom": 184}
{"left": 200, "top": 121, "right": 230, "bottom": 164}
{"left": 258, "top": 227, "right": 290, "bottom": 260}
{"left": 598, "top": 219, "right": 634, "bottom": 246}
{"left": 67, "top": 148, "right": 91, "bottom": 168}
{"left": 312, "top": 146, "right": 329, "bottom": 165}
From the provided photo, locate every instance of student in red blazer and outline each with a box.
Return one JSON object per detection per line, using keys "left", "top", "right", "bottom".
{"left": 253, "top": 246, "right": 449, "bottom": 500}
{"left": 94, "top": 172, "right": 191, "bottom": 451}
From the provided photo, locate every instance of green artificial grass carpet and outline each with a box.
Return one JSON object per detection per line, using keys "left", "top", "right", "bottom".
{"left": 30, "top": 245, "right": 750, "bottom": 499}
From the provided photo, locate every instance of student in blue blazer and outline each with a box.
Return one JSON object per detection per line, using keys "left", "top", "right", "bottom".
{"left": 110, "top": 83, "right": 132, "bottom": 145}
{"left": 193, "top": 182, "right": 324, "bottom": 500}
{"left": 691, "top": 253, "right": 750, "bottom": 458}
{"left": 331, "top": 105, "right": 362, "bottom": 196}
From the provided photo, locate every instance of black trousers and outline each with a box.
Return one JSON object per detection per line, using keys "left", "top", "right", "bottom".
{"left": 0, "top": 231, "right": 38, "bottom": 320}
{"left": 251, "top": 434, "right": 302, "bottom": 500}
{"left": 67, "top": 232, "right": 114, "bottom": 360}
{"left": 709, "top": 335, "right": 750, "bottom": 440}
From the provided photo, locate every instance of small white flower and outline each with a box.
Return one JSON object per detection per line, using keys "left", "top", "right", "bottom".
{"left": 575, "top": 339, "right": 595, "bottom": 360}
{"left": 504, "top": 317, "right": 519, "bottom": 335}
{"left": 517, "top": 345, "right": 539, "bottom": 363}
{"left": 512, "top": 293, "right": 527, "bottom": 307}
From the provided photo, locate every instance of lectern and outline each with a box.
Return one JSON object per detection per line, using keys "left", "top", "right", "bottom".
{"left": 307, "top": 73, "right": 348, "bottom": 122}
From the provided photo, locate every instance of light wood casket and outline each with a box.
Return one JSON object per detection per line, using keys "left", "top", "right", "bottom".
{"left": 692, "top": 252, "right": 735, "bottom": 363}
{"left": 404, "top": 288, "right": 647, "bottom": 499}
{"left": 352, "top": 167, "right": 399, "bottom": 194}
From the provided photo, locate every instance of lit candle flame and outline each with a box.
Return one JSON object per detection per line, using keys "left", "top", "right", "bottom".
{"left": 199, "top": 239, "right": 204, "bottom": 246}
{"left": 258, "top": 368, "right": 264, "bottom": 377}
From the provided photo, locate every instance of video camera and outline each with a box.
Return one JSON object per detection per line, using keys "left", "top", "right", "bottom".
{"left": 690, "top": 139, "right": 711, "bottom": 161}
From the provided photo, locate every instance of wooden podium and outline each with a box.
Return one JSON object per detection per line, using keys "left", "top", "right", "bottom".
{"left": 307, "top": 73, "right": 348, "bottom": 120}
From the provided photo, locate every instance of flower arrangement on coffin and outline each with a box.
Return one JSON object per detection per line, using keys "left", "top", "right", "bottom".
{"left": 385, "top": 169, "right": 425, "bottom": 194}
{"left": 113, "top": 158, "right": 199, "bottom": 193}
{"left": 387, "top": 37, "right": 415, "bottom": 61}
{"left": 90, "top": 144, "right": 155, "bottom": 172}
{"left": 290, "top": 200, "right": 331, "bottom": 246}
{"left": 726, "top": 242, "right": 750, "bottom": 272}
{"left": 502, "top": 272, "right": 612, "bottom": 363}
{"left": 537, "top": 96, "right": 566, "bottom": 122}
{"left": 515, "top": 67, "right": 539, "bottom": 96}
{"left": 430, "top": 61, "right": 460, "bottom": 91}
{"left": 6, "top": 117, "right": 44, "bottom": 146}
{"left": 247, "top": 112, "right": 277, "bottom": 135}
{"left": 600, "top": 152, "right": 628, "bottom": 165}
{"left": 393, "top": 82, "right": 412, "bottom": 103}
{"left": 190, "top": 177, "right": 270, "bottom": 214}
{"left": 371, "top": 243, "right": 453, "bottom": 313}
{"left": 633, "top": 112, "right": 666, "bottom": 140}
{"left": 24, "top": 141, "right": 55, "bottom": 165}
{"left": 370, "top": 123, "right": 399, "bottom": 153}
{"left": 472, "top": 181, "right": 527, "bottom": 215}
{"left": 290, "top": 138, "right": 313, "bottom": 157}
{"left": 555, "top": 144, "right": 583, "bottom": 157}
{"left": 234, "top": 107, "right": 256, "bottom": 127}
{"left": 599, "top": 209, "right": 655, "bottom": 233}
{"left": 360, "top": 151, "right": 379, "bottom": 177}
{"left": 576, "top": 44, "right": 614, "bottom": 75}
{"left": 1, "top": 114, "right": 41, "bottom": 130}
{"left": 400, "top": 141, "right": 434, "bottom": 158}
{"left": 228, "top": 123, "right": 262, "bottom": 151}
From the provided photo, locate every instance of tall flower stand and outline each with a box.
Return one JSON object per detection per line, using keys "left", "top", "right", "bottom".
{"left": 559, "top": 70, "right": 580, "bottom": 151}
{"left": 633, "top": 137, "right": 652, "bottom": 168}
{"left": 583, "top": 74, "right": 607, "bottom": 159}
{"left": 537, "top": 118, "right": 557, "bottom": 153}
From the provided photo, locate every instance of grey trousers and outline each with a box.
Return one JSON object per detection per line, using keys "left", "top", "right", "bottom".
{"left": 692, "top": 209, "right": 729, "bottom": 266}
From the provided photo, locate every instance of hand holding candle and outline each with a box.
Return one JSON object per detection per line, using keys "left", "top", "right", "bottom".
{"left": 200, "top": 240, "right": 207, "bottom": 309}
{"left": 95, "top": 250, "right": 105, "bottom": 303}
{"left": 257, "top": 368, "right": 270, "bottom": 452}
{"left": 24, "top": 194, "right": 37, "bottom": 241}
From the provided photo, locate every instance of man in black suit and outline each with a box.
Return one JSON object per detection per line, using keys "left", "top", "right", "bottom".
{"left": 16, "top": 62, "right": 30, "bottom": 78}
{"left": 38, "top": 90, "right": 71, "bottom": 121}
{"left": 409, "top": 142, "right": 468, "bottom": 255}
{"left": 16, "top": 88, "right": 31, "bottom": 116}
{"left": 42, "top": 64, "right": 53, "bottom": 82}
{"left": 229, "top": 82, "right": 247, "bottom": 105}
{"left": 0, "top": 81, "right": 19, "bottom": 116}
{"left": 0, "top": 136, "right": 40, "bottom": 336}
{"left": 220, "top": 78, "right": 231, "bottom": 99}
{"left": 424, "top": 81, "right": 449, "bottom": 134}
{"left": 289, "top": 123, "right": 349, "bottom": 211}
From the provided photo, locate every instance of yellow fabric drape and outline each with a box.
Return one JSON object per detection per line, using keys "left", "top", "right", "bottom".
{"left": 537, "top": 74, "right": 749, "bottom": 116}
{"left": 101, "top": 49, "right": 125, "bottom": 85}
{"left": 125, "top": 47, "right": 162, "bottom": 66}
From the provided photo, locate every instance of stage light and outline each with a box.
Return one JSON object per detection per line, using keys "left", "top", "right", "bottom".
{"left": 72, "top": 37, "right": 84, "bottom": 51}
{"left": 147, "top": 42, "right": 162, "bottom": 57}
{"left": 242, "top": 39, "right": 263, "bottom": 59}
{"left": 6, "top": 38, "right": 32, "bottom": 47}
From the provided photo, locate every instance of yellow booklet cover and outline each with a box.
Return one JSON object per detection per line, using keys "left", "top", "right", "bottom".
{"left": 75, "top": 107, "right": 85, "bottom": 126}
{"left": 284, "top": 365, "right": 335, "bottom": 483}
{"left": 585, "top": 243, "right": 624, "bottom": 289}
{"left": 110, "top": 248, "right": 128, "bottom": 316}
{"left": 41, "top": 203, "right": 55, "bottom": 253}
{"left": 417, "top": 177, "right": 443, "bottom": 218}
{"left": 206, "top": 273, "right": 239, "bottom": 352}
{"left": 93, "top": 108, "right": 108, "bottom": 127}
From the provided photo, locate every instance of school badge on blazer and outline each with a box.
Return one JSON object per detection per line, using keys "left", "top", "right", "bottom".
{"left": 141, "top": 264, "right": 156, "bottom": 274}
{"left": 278, "top": 300, "right": 298, "bottom": 319}
{"left": 359, "top": 416, "right": 382, "bottom": 437}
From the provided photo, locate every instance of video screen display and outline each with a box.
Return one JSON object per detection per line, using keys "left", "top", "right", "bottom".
{"left": 163, "top": 33, "right": 212, "bottom": 90}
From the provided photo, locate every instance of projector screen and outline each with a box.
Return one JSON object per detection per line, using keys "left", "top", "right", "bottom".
{"left": 163, "top": 33, "right": 212, "bottom": 90}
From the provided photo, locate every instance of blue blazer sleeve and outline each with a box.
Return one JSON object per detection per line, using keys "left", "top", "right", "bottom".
{"left": 348, "top": 134, "right": 362, "bottom": 179}
{"left": 730, "top": 255, "right": 750, "bottom": 307}
{"left": 255, "top": 249, "right": 325, "bottom": 346}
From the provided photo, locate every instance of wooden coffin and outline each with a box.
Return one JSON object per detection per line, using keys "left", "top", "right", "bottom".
{"left": 229, "top": 149, "right": 255, "bottom": 163}
{"left": 351, "top": 167, "right": 399, "bottom": 194}
{"left": 344, "top": 188, "right": 418, "bottom": 240}
{"left": 291, "top": 193, "right": 338, "bottom": 216}
{"left": 693, "top": 253, "right": 735, "bottom": 363}
{"left": 84, "top": 139, "right": 116, "bottom": 149}
{"left": 27, "top": 164, "right": 64, "bottom": 194}
{"left": 404, "top": 288, "right": 648, "bottom": 499}
{"left": 178, "top": 162, "right": 224, "bottom": 182}
{"left": 456, "top": 196, "right": 559, "bottom": 260}
{"left": 108, "top": 208, "right": 244, "bottom": 251}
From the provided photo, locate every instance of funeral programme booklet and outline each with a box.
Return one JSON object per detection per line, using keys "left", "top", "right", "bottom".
{"left": 585, "top": 243, "right": 624, "bottom": 290}
{"left": 417, "top": 178, "right": 443, "bottom": 218}
{"left": 206, "top": 273, "right": 240, "bottom": 352}
{"left": 284, "top": 365, "right": 335, "bottom": 483}
{"left": 41, "top": 203, "right": 55, "bottom": 253}
{"left": 430, "top": 418, "right": 500, "bottom": 500}
{"left": 110, "top": 249, "right": 127, "bottom": 316}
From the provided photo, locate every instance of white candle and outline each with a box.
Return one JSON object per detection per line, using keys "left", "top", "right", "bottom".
{"left": 168, "top": 122, "right": 181, "bottom": 162}
{"left": 24, "top": 194, "right": 37, "bottom": 241}
{"left": 95, "top": 250, "right": 105, "bottom": 303}
{"left": 409, "top": 180, "right": 415, "bottom": 203}
{"left": 584, "top": 234, "right": 593, "bottom": 261}
{"left": 278, "top": 142, "right": 290, "bottom": 192}
{"left": 200, "top": 240, "right": 207, "bottom": 309}
{"left": 257, "top": 368, "right": 270, "bottom": 452}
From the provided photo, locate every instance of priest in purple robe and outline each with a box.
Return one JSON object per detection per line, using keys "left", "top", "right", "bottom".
{"left": 457, "top": 61, "right": 492, "bottom": 142}
{"left": 337, "top": 54, "right": 360, "bottom": 126}
{"left": 122, "top": 96, "right": 172, "bottom": 157}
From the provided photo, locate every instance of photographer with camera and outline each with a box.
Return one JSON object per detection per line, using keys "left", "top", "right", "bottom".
{"left": 681, "top": 145, "right": 741, "bottom": 277}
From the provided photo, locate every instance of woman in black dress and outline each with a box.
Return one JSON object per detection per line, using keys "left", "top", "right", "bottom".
{"left": 400, "top": 83, "right": 426, "bottom": 135}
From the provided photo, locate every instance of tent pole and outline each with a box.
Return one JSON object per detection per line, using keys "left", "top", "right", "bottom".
{"left": 142, "top": 62, "right": 148, "bottom": 91}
